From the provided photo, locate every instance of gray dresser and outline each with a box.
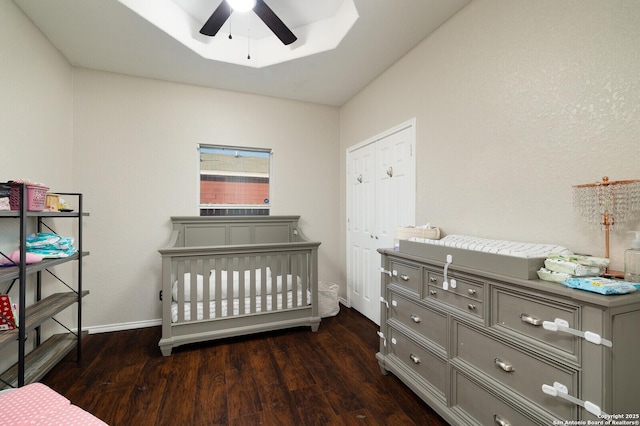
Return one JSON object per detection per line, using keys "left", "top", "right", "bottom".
{"left": 377, "top": 248, "right": 640, "bottom": 425}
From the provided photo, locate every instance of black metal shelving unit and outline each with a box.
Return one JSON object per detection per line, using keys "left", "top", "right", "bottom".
{"left": 0, "top": 182, "right": 88, "bottom": 389}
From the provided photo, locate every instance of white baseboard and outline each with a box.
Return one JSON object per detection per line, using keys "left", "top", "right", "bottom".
{"left": 86, "top": 319, "right": 161, "bottom": 334}
{"left": 86, "top": 301, "right": 351, "bottom": 335}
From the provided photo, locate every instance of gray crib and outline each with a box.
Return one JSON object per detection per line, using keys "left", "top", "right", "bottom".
{"left": 158, "top": 216, "right": 321, "bottom": 356}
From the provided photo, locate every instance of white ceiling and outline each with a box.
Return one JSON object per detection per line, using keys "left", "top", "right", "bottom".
{"left": 118, "top": 0, "right": 360, "bottom": 68}
{"left": 14, "top": 0, "right": 471, "bottom": 106}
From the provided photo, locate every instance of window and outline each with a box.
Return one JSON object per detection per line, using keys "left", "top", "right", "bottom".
{"left": 199, "top": 144, "right": 271, "bottom": 216}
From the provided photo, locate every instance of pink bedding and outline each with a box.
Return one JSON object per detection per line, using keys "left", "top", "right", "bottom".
{"left": 0, "top": 383, "right": 106, "bottom": 425}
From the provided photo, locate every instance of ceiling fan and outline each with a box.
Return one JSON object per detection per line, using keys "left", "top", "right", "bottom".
{"left": 200, "top": 0, "right": 297, "bottom": 45}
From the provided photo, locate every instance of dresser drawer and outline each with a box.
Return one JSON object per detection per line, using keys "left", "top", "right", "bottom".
{"left": 491, "top": 286, "right": 580, "bottom": 363}
{"left": 452, "top": 369, "right": 539, "bottom": 426}
{"left": 427, "top": 285, "right": 484, "bottom": 319}
{"left": 389, "top": 259, "right": 422, "bottom": 294}
{"left": 426, "top": 270, "right": 484, "bottom": 302}
{"left": 388, "top": 327, "right": 447, "bottom": 397}
{"left": 452, "top": 321, "right": 577, "bottom": 420}
{"left": 389, "top": 292, "right": 447, "bottom": 350}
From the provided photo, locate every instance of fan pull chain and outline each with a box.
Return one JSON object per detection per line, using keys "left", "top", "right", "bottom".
{"left": 247, "top": 13, "right": 251, "bottom": 59}
{"left": 228, "top": 20, "right": 232, "bottom": 39}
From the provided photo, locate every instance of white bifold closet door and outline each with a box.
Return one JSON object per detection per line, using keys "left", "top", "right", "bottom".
{"left": 347, "top": 120, "right": 416, "bottom": 325}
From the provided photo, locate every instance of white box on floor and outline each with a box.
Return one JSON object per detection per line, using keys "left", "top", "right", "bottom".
{"left": 318, "top": 281, "right": 340, "bottom": 317}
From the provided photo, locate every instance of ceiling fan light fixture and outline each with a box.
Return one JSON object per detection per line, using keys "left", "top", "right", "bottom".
{"left": 227, "top": 0, "right": 256, "bottom": 13}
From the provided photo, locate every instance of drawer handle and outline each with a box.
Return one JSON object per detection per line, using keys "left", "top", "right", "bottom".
{"left": 429, "top": 290, "right": 437, "bottom": 296}
{"left": 409, "top": 354, "right": 421, "bottom": 364}
{"left": 429, "top": 277, "right": 437, "bottom": 283}
{"left": 467, "top": 304, "right": 476, "bottom": 310}
{"left": 400, "top": 274, "right": 409, "bottom": 281}
{"left": 494, "top": 357, "right": 515, "bottom": 372}
{"left": 467, "top": 288, "right": 476, "bottom": 295}
{"left": 520, "top": 313, "right": 542, "bottom": 326}
{"left": 493, "top": 414, "right": 511, "bottom": 426}
{"left": 410, "top": 314, "right": 421, "bottom": 323}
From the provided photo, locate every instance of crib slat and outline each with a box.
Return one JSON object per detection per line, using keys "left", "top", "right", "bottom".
{"left": 301, "top": 252, "right": 309, "bottom": 306}
{"left": 202, "top": 258, "right": 211, "bottom": 320}
{"left": 249, "top": 256, "right": 256, "bottom": 314}
{"left": 262, "top": 256, "right": 270, "bottom": 311}
{"left": 275, "top": 254, "right": 289, "bottom": 310}
{"left": 287, "top": 253, "right": 299, "bottom": 307}
{"left": 199, "top": 259, "right": 209, "bottom": 321}
{"left": 176, "top": 260, "right": 185, "bottom": 322}
{"left": 213, "top": 259, "right": 222, "bottom": 320}
{"left": 232, "top": 256, "right": 244, "bottom": 316}
{"left": 189, "top": 261, "right": 198, "bottom": 320}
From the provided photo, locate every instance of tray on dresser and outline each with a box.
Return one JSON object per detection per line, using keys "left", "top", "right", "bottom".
{"left": 399, "top": 239, "right": 545, "bottom": 280}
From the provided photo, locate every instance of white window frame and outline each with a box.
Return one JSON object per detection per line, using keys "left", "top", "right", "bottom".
{"left": 198, "top": 144, "right": 272, "bottom": 215}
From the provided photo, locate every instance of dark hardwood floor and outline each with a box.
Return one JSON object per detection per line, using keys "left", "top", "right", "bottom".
{"left": 42, "top": 307, "right": 448, "bottom": 425}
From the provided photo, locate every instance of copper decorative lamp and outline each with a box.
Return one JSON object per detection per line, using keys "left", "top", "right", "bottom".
{"left": 573, "top": 176, "right": 640, "bottom": 276}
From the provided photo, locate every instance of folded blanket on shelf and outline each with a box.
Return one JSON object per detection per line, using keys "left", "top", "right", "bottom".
{"left": 26, "top": 232, "right": 77, "bottom": 258}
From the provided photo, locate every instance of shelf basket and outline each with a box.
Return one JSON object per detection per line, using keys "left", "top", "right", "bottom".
{"left": 9, "top": 184, "right": 49, "bottom": 211}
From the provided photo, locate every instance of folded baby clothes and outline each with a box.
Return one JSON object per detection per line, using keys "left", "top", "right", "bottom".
{"left": 546, "top": 253, "right": 610, "bottom": 268}
{"left": 544, "top": 258, "right": 603, "bottom": 277}
{"left": 537, "top": 253, "right": 610, "bottom": 283}
{"left": 26, "top": 233, "right": 77, "bottom": 258}
{"left": 536, "top": 268, "right": 572, "bottom": 283}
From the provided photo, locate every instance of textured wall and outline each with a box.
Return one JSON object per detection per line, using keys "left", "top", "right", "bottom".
{"left": 340, "top": 0, "right": 640, "bottom": 281}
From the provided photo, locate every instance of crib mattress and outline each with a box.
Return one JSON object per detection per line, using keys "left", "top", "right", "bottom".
{"left": 171, "top": 289, "right": 309, "bottom": 322}
{"left": 399, "top": 234, "right": 572, "bottom": 280}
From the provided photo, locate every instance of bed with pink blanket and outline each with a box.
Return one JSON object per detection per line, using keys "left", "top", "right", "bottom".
{"left": 0, "top": 383, "right": 106, "bottom": 425}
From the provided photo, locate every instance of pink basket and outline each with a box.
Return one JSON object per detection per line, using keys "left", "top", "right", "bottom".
{"left": 9, "top": 184, "right": 49, "bottom": 211}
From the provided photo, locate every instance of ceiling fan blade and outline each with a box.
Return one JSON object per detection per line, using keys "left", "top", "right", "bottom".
{"left": 253, "top": 0, "right": 297, "bottom": 45}
{"left": 200, "top": 1, "right": 232, "bottom": 36}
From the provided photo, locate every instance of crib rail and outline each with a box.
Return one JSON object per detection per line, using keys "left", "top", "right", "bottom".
{"left": 163, "top": 243, "right": 318, "bottom": 321}
{"left": 159, "top": 240, "right": 320, "bottom": 356}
